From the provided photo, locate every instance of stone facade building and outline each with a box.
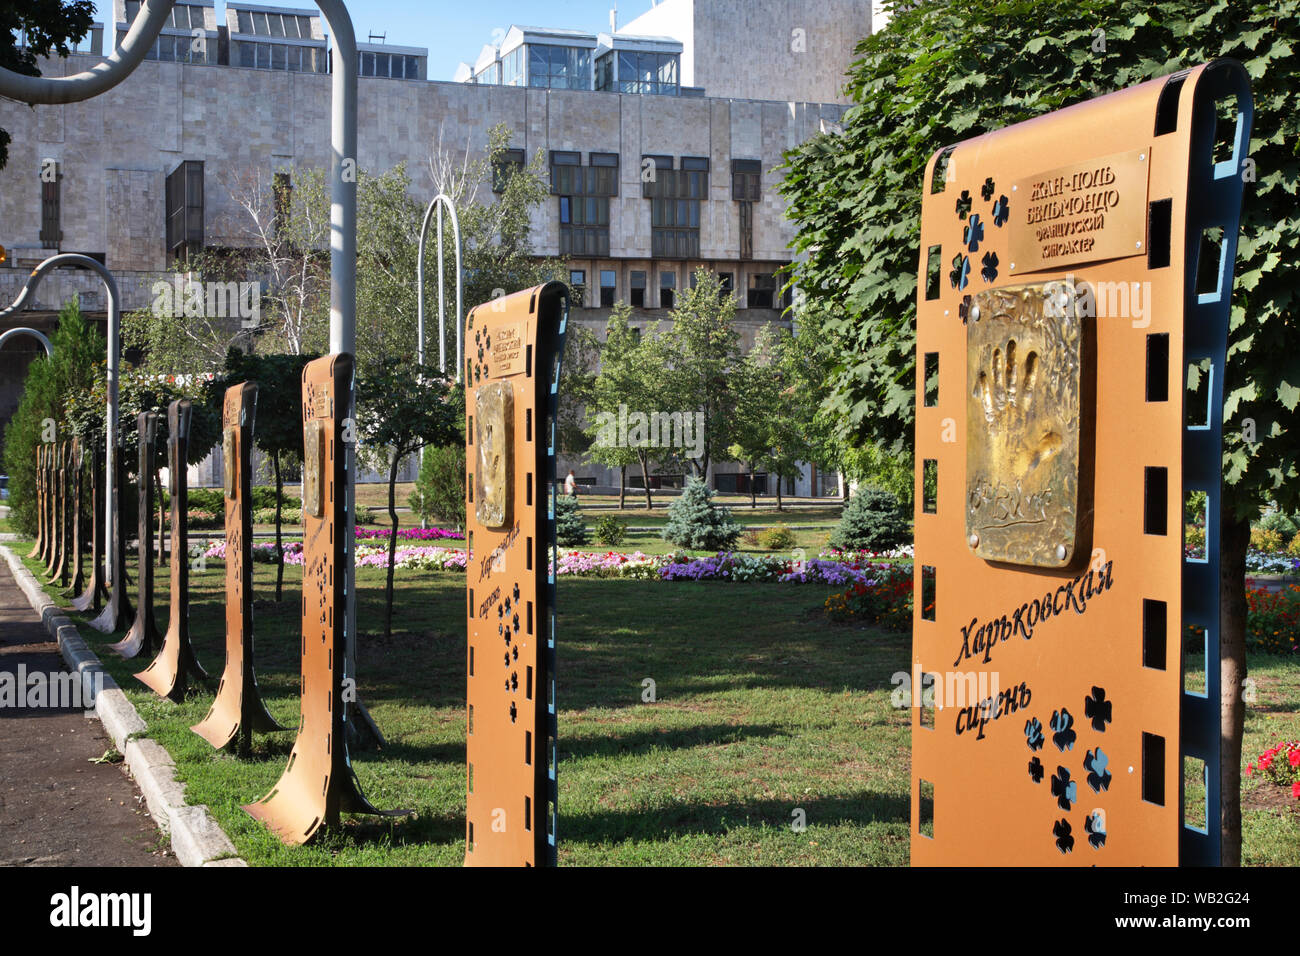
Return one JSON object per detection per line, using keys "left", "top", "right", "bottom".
{"left": 0, "top": 0, "right": 878, "bottom": 495}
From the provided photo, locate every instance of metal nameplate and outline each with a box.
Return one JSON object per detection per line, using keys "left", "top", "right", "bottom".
{"left": 1008, "top": 148, "right": 1150, "bottom": 274}
{"left": 303, "top": 420, "right": 325, "bottom": 518}
{"left": 966, "top": 279, "right": 1085, "bottom": 567}
{"left": 491, "top": 321, "right": 526, "bottom": 377}
{"left": 474, "top": 381, "right": 513, "bottom": 529}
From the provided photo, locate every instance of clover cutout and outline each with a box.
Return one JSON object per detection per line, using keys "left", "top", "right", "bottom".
{"left": 1053, "top": 818, "right": 1074, "bottom": 854}
{"left": 955, "top": 189, "right": 972, "bottom": 220}
{"left": 1025, "top": 716, "right": 1045, "bottom": 752}
{"left": 1084, "top": 747, "right": 1112, "bottom": 793}
{"left": 981, "top": 177, "right": 996, "bottom": 201}
{"left": 1050, "top": 766, "right": 1077, "bottom": 811}
{"left": 1028, "top": 755, "right": 1045, "bottom": 783}
{"left": 1050, "top": 707, "right": 1076, "bottom": 752}
{"left": 981, "top": 251, "right": 999, "bottom": 283}
{"left": 958, "top": 294, "right": 972, "bottom": 324}
{"left": 949, "top": 253, "right": 970, "bottom": 291}
{"left": 1085, "top": 810, "right": 1107, "bottom": 849}
{"left": 992, "top": 195, "right": 1010, "bottom": 227}
{"left": 964, "top": 213, "right": 985, "bottom": 253}
{"left": 1084, "top": 686, "right": 1112, "bottom": 732}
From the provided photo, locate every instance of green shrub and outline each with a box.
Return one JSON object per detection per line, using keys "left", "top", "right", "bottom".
{"left": 758, "top": 524, "right": 796, "bottom": 551}
{"left": 1251, "top": 526, "right": 1285, "bottom": 555}
{"left": 594, "top": 514, "right": 626, "bottom": 547}
{"left": 411, "top": 444, "right": 466, "bottom": 530}
{"left": 1258, "top": 511, "right": 1298, "bottom": 541}
{"left": 661, "top": 478, "right": 741, "bottom": 551}
{"left": 555, "top": 494, "right": 588, "bottom": 546}
{"left": 253, "top": 506, "right": 302, "bottom": 526}
{"left": 829, "top": 488, "right": 910, "bottom": 552}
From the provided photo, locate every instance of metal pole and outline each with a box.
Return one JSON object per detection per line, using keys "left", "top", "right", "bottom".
{"left": 0, "top": 254, "right": 121, "bottom": 584}
{"left": 313, "top": 0, "right": 361, "bottom": 721}
{"left": 416, "top": 193, "right": 463, "bottom": 379}
{"left": 0, "top": 0, "right": 176, "bottom": 102}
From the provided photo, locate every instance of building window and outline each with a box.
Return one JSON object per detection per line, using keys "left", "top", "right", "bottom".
{"left": 234, "top": 8, "right": 314, "bottom": 39}
{"left": 630, "top": 270, "right": 646, "bottom": 307}
{"left": 569, "top": 270, "right": 586, "bottom": 307}
{"left": 239, "top": 41, "right": 326, "bottom": 72}
{"left": 359, "top": 51, "right": 422, "bottom": 79}
{"left": 273, "top": 172, "right": 292, "bottom": 235}
{"left": 747, "top": 272, "right": 777, "bottom": 309}
{"left": 660, "top": 271, "right": 676, "bottom": 309}
{"left": 739, "top": 200, "right": 754, "bottom": 261}
{"left": 554, "top": 151, "right": 612, "bottom": 256}
{"left": 642, "top": 159, "right": 707, "bottom": 199}
{"left": 650, "top": 198, "right": 700, "bottom": 259}
{"left": 492, "top": 148, "right": 525, "bottom": 193}
{"left": 732, "top": 159, "right": 761, "bottom": 201}
{"left": 165, "top": 160, "right": 205, "bottom": 264}
{"left": 40, "top": 163, "right": 61, "bottom": 250}
{"left": 528, "top": 44, "right": 591, "bottom": 90}
{"left": 475, "top": 60, "right": 500, "bottom": 85}
{"left": 595, "top": 52, "right": 614, "bottom": 91}
{"left": 501, "top": 46, "right": 524, "bottom": 86}
{"left": 600, "top": 270, "right": 616, "bottom": 307}
{"left": 616, "top": 50, "right": 679, "bottom": 95}
{"left": 718, "top": 272, "right": 734, "bottom": 298}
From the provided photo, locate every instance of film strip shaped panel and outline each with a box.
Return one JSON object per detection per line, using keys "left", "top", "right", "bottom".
{"left": 193, "top": 382, "right": 284, "bottom": 750}
{"left": 137, "top": 399, "right": 206, "bottom": 701}
{"left": 464, "top": 282, "right": 568, "bottom": 867}
{"left": 245, "top": 354, "right": 393, "bottom": 844}
{"left": 912, "top": 60, "right": 1251, "bottom": 865}
{"left": 112, "top": 412, "right": 160, "bottom": 658}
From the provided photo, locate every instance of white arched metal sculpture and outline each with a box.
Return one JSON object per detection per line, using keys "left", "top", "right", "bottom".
{"left": 417, "top": 192, "right": 463, "bottom": 380}
{"left": 0, "top": 255, "right": 121, "bottom": 577}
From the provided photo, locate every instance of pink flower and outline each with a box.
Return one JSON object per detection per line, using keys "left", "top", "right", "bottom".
{"left": 1293, "top": 781, "right": 1300, "bottom": 801}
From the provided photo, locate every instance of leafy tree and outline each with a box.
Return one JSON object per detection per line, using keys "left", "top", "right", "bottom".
{"left": 355, "top": 358, "right": 461, "bottom": 640}
{"left": 729, "top": 324, "right": 815, "bottom": 510}
{"left": 780, "top": 0, "right": 1299, "bottom": 863}
{"left": 557, "top": 324, "right": 602, "bottom": 457}
{"left": 411, "top": 443, "right": 466, "bottom": 530}
{"left": 554, "top": 494, "right": 588, "bottom": 546}
{"left": 0, "top": 0, "right": 94, "bottom": 169}
{"left": 208, "top": 350, "right": 315, "bottom": 600}
{"left": 661, "top": 271, "right": 743, "bottom": 479}
{"left": 585, "top": 303, "right": 667, "bottom": 509}
{"left": 661, "top": 477, "right": 741, "bottom": 551}
{"left": 829, "top": 488, "right": 910, "bottom": 552}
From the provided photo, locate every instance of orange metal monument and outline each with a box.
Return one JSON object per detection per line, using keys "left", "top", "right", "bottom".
{"left": 136, "top": 399, "right": 208, "bottom": 700}
{"left": 244, "top": 354, "right": 397, "bottom": 844}
{"left": 112, "top": 412, "right": 162, "bottom": 659}
{"left": 912, "top": 61, "right": 1252, "bottom": 865}
{"left": 463, "top": 281, "right": 569, "bottom": 866}
{"left": 193, "top": 382, "right": 284, "bottom": 751}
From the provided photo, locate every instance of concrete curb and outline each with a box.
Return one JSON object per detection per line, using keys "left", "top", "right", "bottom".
{"left": 1, "top": 545, "right": 247, "bottom": 868}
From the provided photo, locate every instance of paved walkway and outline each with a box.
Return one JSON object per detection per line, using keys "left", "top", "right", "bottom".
{"left": 0, "top": 558, "right": 175, "bottom": 866}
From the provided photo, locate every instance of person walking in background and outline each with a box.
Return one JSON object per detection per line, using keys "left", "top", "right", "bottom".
{"left": 564, "top": 470, "right": 577, "bottom": 496}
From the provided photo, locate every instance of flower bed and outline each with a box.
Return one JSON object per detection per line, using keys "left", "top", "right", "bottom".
{"left": 1245, "top": 583, "right": 1300, "bottom": 655}
{"left": 1247, "top": 740, "right": 1300, "bottom": 801}
{"left": 355, "top": 526, "right": 464, "bottom": 542}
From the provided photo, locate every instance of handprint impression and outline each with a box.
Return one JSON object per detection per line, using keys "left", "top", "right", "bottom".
{"left": 977, "top": 338, "right": 1063, "bottom": 478}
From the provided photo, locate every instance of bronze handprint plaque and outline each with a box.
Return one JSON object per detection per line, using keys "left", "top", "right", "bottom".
{"left": 966, "top": 279, "right": 1085, "bottom": 567}
{"left": 474, "top": 380, "right": 513, "bottom": 529}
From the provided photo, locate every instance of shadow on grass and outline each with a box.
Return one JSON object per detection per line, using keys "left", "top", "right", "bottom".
{"left": 561, "top": 789, "right": 910, "bottom": 846}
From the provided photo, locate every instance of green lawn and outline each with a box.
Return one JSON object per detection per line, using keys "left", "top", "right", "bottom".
{"left": 11, "top": 540, "right": 1298, "bottom": 866}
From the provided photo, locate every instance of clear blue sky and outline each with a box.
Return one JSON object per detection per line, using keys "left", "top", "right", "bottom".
{"left": 93, "top": 0, "right": 655, "bottom": 80}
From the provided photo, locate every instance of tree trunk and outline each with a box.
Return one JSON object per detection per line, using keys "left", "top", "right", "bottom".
{"left": 383, "top": 453, "right": 401, "bottom": 642}
{"left": 1219, "top": 507, "right": 1250, "bottom": 866}
{"left": 639, "top": 454, "right": 653, "bottom": 510}
{"left": 776, "top": 475, "right": 783, "bottom": 512}
{"left": 618, "top": 464, "right": 626, "bottom": 511}
{"left": 273, "top": 451, "right": 284, "bottom": 602}
{"left": 749, "top": 462, "right": 757, "bottom": 509}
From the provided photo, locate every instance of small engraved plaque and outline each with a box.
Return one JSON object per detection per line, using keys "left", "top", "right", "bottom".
{"left": 966, "top": 280, "right": 1086, "bottom": 567}
{"left": 303, "top": 420, "right": 326, "bottom": 518}
{"left": 1008, "top": 148, "right": 1150, "bottom": 274}
{"left": 492, "top": 321, "right": 526, "bottom": 377}
{"left": 474, "top": 381, "right": 513, "bottom": 529}
{"left": 223, "top": 427, "right": 237, "bottom": 499}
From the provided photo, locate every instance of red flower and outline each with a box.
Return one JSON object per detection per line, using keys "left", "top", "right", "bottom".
{"left": 1294, "top": 781, "right": 1300, "bottom": 801}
